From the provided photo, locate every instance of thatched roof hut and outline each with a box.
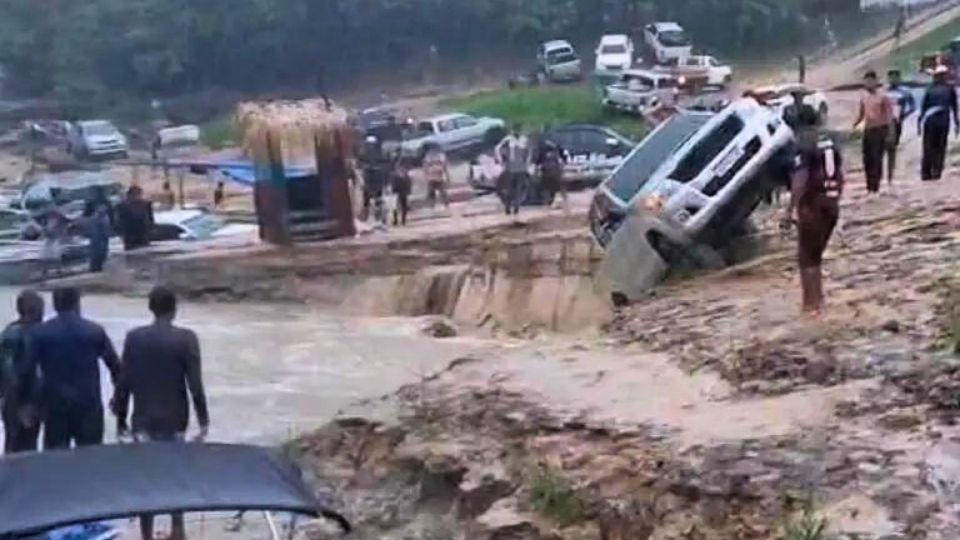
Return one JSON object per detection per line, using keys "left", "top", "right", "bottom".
{"left": 235, "top": 98, "right": 353, "bottom": 169}
{"left": 234, "top": 98, "right": 356, "bottom": 244}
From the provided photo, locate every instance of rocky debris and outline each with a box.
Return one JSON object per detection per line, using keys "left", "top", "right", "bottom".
{"left": 421, "top": 316, "right": 459, "bottom": 338}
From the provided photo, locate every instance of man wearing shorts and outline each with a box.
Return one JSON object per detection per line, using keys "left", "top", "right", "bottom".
{"left": 113, "top": 286, "right": 210, "bottom": 540}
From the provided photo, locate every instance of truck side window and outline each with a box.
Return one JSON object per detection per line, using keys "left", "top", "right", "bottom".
{"left": 669, "top": 115, "right": 744, "bottom": 183}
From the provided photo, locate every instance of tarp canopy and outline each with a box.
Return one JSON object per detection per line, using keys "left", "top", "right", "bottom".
{"left": 0, "top": 443, "right": 349, "bottom": 537}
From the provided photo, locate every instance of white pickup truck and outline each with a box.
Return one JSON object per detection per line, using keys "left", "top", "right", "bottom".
{"left": 400, "top": 113, "right": 506, "bottom": 162}
{"left": 656, "top": 55, "right": 732, "bottom": 88}
{"left": 602, "top": 69, "right": 679, "bottom": 115}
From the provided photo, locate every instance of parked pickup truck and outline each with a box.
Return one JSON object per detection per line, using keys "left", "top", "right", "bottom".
{"left": 66, "top": 120, "right": 128, "bottom": 160}
{"left": 400, "top": 113, "right": 506, "bottom": 162}
{"left": 643, "top": 22, "right": 693, "bottom": 65}
{"left": 602, "top": 69, "right": 679, "bottom": 115}
{"left": 538, "top": 40, "right": 583, "bottom": 82}
{"left": 655, "top": 55, "right": 732, "bottom": 88}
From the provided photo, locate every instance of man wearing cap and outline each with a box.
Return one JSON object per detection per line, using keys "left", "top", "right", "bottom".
{"left": 886, "top": 69, "right": 916, "bottom": 185}
{"left": 919, "top": 65, "right": 959, "bottom": 181}
{"left": 852, "top": 70, "right": 894, "bottom": 194}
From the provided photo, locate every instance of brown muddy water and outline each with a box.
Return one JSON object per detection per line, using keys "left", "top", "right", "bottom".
{"left": 0, "top": 287, "right": 491, "bottom": 444}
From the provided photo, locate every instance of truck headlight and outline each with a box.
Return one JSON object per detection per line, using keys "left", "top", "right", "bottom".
{"left": 642, "top": 194, "right": 666, "bottom": 214}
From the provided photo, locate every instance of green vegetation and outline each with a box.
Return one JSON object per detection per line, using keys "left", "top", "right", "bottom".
{"left": 782, "top": 498, "right": 828, "bottom": 540}
{"left": 933, "top": 274, "right": 960, "bottom": 354}
{"left": 200, "top": 115, "right": 239, "bottom": 150}
{"left": 448, "top": 86, "right": 649, "bottom": 140}
{"left": 0, "top": 0, "right": 866, "bottom": 114}
{"left": 528, "top": 464, "right": 587, "bottom": 528}
{"left": 888, "top": 16, "right": 960, "bottom": 74}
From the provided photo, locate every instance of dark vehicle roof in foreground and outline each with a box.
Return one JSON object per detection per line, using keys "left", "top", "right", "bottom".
{"left": 601, "top": 110, "right": 712, "bottom": 205}
{"left": 547, "top": 124, "right": 635, "bottom": 144}
{"left": 0, "top": 443, "right": 350, "bottom": 537}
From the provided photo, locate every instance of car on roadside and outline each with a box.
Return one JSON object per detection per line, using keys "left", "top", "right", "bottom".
{"left": 590, "top": 98, "right": 792, "bottom": 249}
{"left": 151, "top": 208, "right": 258, "bottom": 242}
{"left": 399, "top": 113, "right": 506, "bottom": 162}
{"left": 594, "top": 34, "right": 636, "bottom": 78}
{"left": 468, "top": 125, "right": 635, "bottom": 192}
{"left": 66, "top": 120, "right": 129, "bottom": 160}
{"left": 15, "top": 172, "right": 123, "bottom": 220}
{"left": 753, "top": 83, "right": 830, "bottom": 123}
{"left": 643, "top": 22, "right": 693, "bottom": 65}
{"left": 602, "top": 69, "right": 680, "bottom": 115}
{"left": 656, "top": 55, "right": 732, "bottom": 88}
{"left": 537, "top": 40, "right": 583, "bottom": 82}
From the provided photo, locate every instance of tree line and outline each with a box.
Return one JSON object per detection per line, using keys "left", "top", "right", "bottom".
{"left": 0, "top": 0, "right": 866, "bottom": 114}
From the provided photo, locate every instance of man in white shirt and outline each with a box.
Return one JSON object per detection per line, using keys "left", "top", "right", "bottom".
{"left": 498, "top": 127, "right": 529, "bottom": 216}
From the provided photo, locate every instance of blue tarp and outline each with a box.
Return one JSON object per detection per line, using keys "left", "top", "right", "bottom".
{"left": 168, "top": 160, "right": 315, "bottom": 186}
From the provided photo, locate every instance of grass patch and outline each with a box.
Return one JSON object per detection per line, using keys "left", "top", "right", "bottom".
{"left": 887, "top": 15, "right": 960, "bottom": 74}
{"left": 200, "top": 114, "right": 239, "bottom": 149}
{"left": 932, "top": 273, "right": 960, "bottom": 354}
{"left": 446, "top": 86, "right": 649, "bottom": 140}
{"left": 782, "top": 497, "right": 828, "bottom": 540}
{"left": 528, "top": 464, "right": 587, "bottom": 528}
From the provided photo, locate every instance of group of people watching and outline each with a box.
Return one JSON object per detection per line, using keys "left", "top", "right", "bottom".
{"left": 0, "top": 285, "right": 209, "bottom": 540}
{"left": 36, "top": 185, "right": 156, "bottom": 276}
{"left": 355, "top": 124, "right": 569, "bottom": 226}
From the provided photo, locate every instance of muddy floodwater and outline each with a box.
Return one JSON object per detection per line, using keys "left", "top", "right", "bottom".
{"left": 0, "top": 287, "right": 488, "bottom": 443}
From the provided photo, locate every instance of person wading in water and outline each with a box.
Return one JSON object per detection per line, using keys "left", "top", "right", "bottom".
{"left": 919, "top": 65, "right": 959, "bottom": 181}
{"left": 790, "top": 106, "right": 844, "bottom": 315}
{"left": 852, "top": 70, "right": 894, "bottom": 194}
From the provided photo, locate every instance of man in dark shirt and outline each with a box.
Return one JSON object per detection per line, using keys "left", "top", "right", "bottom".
{"left": 887, "top": 69, "right": 916, "bottom": 184}
{"left": 116, "top": 185, "right": 154, "bottom": 251}
{"left": 27, "top": 287, "right": 119, "bottom": 449}
{"left": 919, "top": 66, "right": 959, "bottom": 181}
{"left": 112, "top": 286, "right": 209, "bottom": 540}
{"left": 0, "top": 290, "right": 44, "bottom": 453}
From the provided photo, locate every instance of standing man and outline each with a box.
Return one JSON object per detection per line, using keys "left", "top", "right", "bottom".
{"left": 852, "top": 70, "right": 894, "bottom": 194}
{"left": 789, "top": 114, "right": 844, "bottom": 315}
{"left": 0, "top": 290, "right": 45, "bottom": 453}
{"left": 113, "top": 286, "right": 210, "bottom": 540}
{"left": 116, "top": 186, "right": 155, "bottom": 251}
{"left": 887, "top": 69, "right": 917, "bottom": 185}
{"left": 422, "top": 145, "right": 450, "bottom": 209}
{"left": 390, "top": 160, "right": 412, "bottom": 226}
{"left": 499, "top": 126, "right": 530, "bottom": 216}
{"left": 26, "top": 287, "right": 120, "bottom": 449}
{"left": 919, "top": 65, "right": 959, "bottom": 181}
{"left": 83, "top": 196, "right": 112, "bottom": 273}
{"left": 535, "top": 136, "right": 567, "bottom": 209}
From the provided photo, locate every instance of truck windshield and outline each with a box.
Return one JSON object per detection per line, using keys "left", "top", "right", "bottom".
{"left": 83, "top": 122, "right": 117, "bottom": 136}
{"left": 547, "top": 50, "right": 577, "bottom": 65}
{"left": 603, "top": 112, "right": 711, "bottom": 204}
{"left": 659, "top": 30, "right": 689, "bottom": 47}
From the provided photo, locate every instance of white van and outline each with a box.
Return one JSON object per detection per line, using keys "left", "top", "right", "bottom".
{"left": 594, "top": 34, "right": 635, "bottom": 77}
{"left": 643, "top": 22, "right": 693, "bottom": 64}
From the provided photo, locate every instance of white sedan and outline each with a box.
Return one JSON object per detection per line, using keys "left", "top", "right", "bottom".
{"left": 151, "top": 209, "right": 257, "bottom": 242}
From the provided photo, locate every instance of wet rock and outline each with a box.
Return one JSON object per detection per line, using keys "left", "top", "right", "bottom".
{"left": 882, "top": 319, "right": 902, "bottom": 334}
{"left": 459, "top": 464, "right": 516, "bottom": 519}
{"left": 878, "top": 410, "right": 923, "bottom": 431}
{"left": 421, "top": 317, "right": 458, "bottom": 338}
{"left": 477, "top": 498, "right": 540, "bottom": 540}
